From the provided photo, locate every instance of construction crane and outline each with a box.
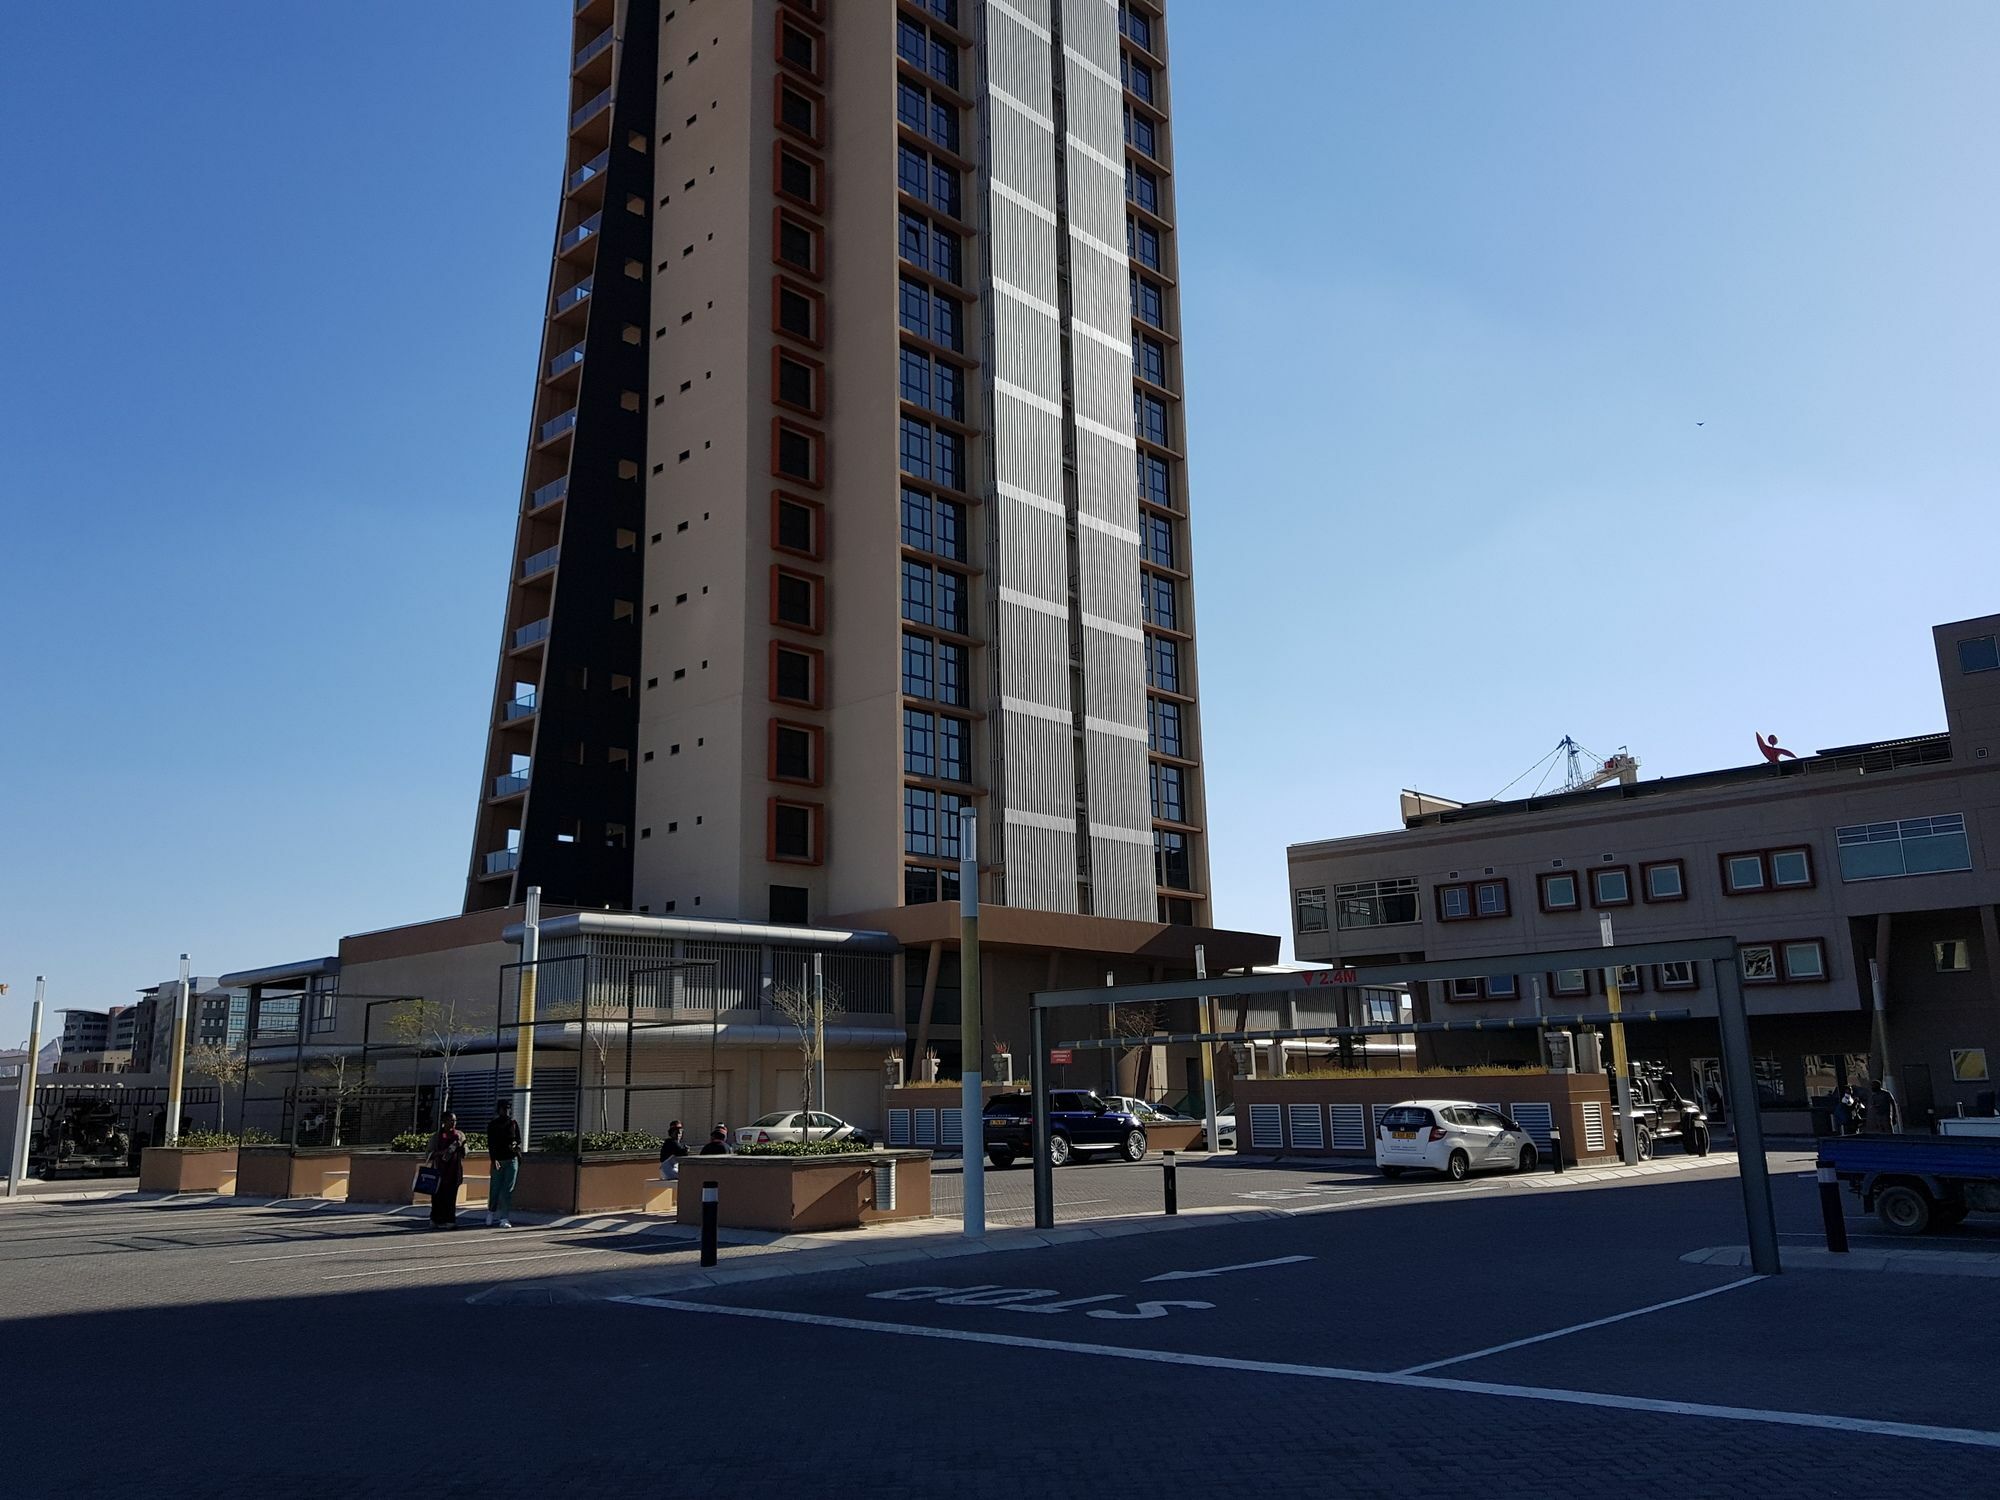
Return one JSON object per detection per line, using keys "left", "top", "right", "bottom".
{"left": 1490, "top": 737, "right": 1640, "bottom": 801}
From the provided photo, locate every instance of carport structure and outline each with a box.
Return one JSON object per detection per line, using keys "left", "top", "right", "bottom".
{"left": 1028, "top": 935, "right": 1781, "bottom": 1273}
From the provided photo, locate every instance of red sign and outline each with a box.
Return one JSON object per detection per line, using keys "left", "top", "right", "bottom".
{"left": 1049, "top": 1049, "right": 1074, "bottom": 1065}
{"left": 1300, "top": 969, "right": 1358, "bottom": 987}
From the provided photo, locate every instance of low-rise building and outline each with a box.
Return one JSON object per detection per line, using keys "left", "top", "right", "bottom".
{"left": 1286, "top": 612, "right": 2000, "bottom": 1131}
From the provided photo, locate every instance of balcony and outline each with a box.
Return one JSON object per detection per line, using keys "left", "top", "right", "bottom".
{"left": 538, "top": 408, "right": 578, "bottom": 444}
{"left": 512, "top": 618, "right": 551, "bottom": 650}
{"left": 521, "top": 544, "right": 560, "bottom": 580}
{"left": 529, "top": 476, "right": 568, "bottom": 510}
{"left": 553, "top": 276, "right": 593, "bottom": 315}
{"left": 572, "top": 31, "right": 612, "bottom": 73}
{"left": 503, "top": 691, "right": 538, "bottom": 721}
{"left": 571, "top": 87, "right": 612, "bottom": 130}
{"left": 493, "top": 769, "right": 531, "bottom": 798}
{"left": 566, "top": 149, "right": 609, "bottom": 195}
{"left": 547, "top": 342, "right": 585, "bottom": 379}
{"left": 482, "top": 849, "right": 521, "bottom": 877}
{"left": 558, "top": 212, "right": 601, "bottom": 254}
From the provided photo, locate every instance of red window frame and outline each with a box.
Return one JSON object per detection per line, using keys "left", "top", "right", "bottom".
{"left": 771, "top": 491, "right": 825, "bottom": 560}
{"left": 769, "top": 564, "right": 825, "bottom": 634}
{"left": 767, "top": 718, "right": 823, "bottom": 787}
{"left": 769, "top": 640, "right": 824, "bottom": 707}
{"left": 767, "top": 797, "right": 824, "bottom": 865}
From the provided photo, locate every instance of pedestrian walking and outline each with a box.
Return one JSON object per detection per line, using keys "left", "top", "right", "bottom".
{"left": 699, "top": 1123, "right": 732, "bottom": 1155}
{"left": 1831, "top": 1086, "right": 1853, "bottom": 1137}
{"left": 658, "top": 1119, "right": 691, "bottom": 1182}
{"left": 485, "top": 1098, "right": 522, "bottom": 1228}
{"left": 1865, "top": 1079, "right": 1900, "bottom": 1135}
{"left": 427, "top": 1111, "right": 468, "bottom": 1229}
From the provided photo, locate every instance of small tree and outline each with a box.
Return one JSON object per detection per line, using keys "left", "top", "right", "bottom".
{"left": 385, "top": 997, "right": 475, "bottom": 1120}
{"left": 1111, "top": 1003, "right": 1164, "bottom": 1097}
{"left": 184, "top": 1040, "right": 248, "bottom": 1136}
{"left": 769, "top": 977, "right": 845, "bottom": 1140}
{"left": 301, "top": 1053, "right": 368, "bottom": 1145}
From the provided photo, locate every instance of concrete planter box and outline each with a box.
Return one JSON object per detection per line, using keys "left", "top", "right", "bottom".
{"left": 1234, "top": 1072, "right": 1620, "bottom": 1166}
{"left": 1143, "top": 1122, "right": 1204, "bottom": 1154}
{"left": 138, "top": 1147, "right": 238, "bottom": 1195}
{"left": 881, "top": 1083, "right": 1012, "bottom": 1150}
{"left": 511, "top": 1152, "right": 674, "bottom": 1216}
{"left": 675, "top": 1150, "right": 932, "bottom": 1233}
{"left": 344, "top": 1151, "right": 494, "bottom": 1208}
{"left": 232, "top": 1146, "right": 355, "bottom": 1201}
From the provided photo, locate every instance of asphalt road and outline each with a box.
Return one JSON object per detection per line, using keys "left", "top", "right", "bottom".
{"left": 2, "top": 1158, "right": 1995, "bottom": 1498}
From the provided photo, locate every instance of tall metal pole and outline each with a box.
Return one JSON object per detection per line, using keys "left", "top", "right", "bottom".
{"left": 1600, "top": 913, "right": 1639, "bottom": 1165}
{"left": 162, "top": 955, "right": 191, "bottom": 1143}
{"left": 1030, "top": 1003, "right": 1052, "bottom": 1229}
{"left": 513, "top": 887, "right": 541, "bottom": 1141}
{"left": 6, "top": 979, "right": 45, "bottom": 1195}
{"left": 1867, "top": 958, "right": 1896, "bottom": 1106}
{"left": 812, "top": 951, "right": 825, "bottom": 1144}
{"left": 1195, "top": 945, "right": 1221, "bottom": 1156}
{"left": 1714, "top": 953, "right": 1780, "bottom": 1274}
{"left": 958, "top": 809, "right": 984, "bottom": 1236}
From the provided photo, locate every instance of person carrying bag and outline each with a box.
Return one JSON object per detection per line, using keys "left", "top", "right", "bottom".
{"left": 424, "top": 1112, "right": 468, "bottom": 1229}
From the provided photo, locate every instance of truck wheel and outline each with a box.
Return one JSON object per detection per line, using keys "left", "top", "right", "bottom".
{"left": 1445, "top": 1150, "right": 1470, "bottom": 1182}
{"left": 1634, "top": 1126, "right": 1654, "bottom": 1161}
{"left": 987, "top": 1150, "right": 1015, "bottom": 1170}
{"left": 1874, "top": 1184, "right": 1932, "bottom": 1235}
{"left": 1688, "top": 1124, "right": 1711, "bottom": 1157}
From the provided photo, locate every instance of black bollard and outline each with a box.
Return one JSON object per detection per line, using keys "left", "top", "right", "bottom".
{"left": 1816, "top": 1164, "right": 1849, "bottom": 1253}
{"left": 1549, "top": 1127, "right": 1565, "bottom": 1173}
{"left": 700, "top": 1181, "right": 719, "bottom": 1267}
{"left": 1162, "top": 1151, "right": 1178, "bottom": 1215}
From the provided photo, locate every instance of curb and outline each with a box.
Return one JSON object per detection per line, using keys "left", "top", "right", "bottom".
{"left": 1683, "top": 1244, "right": 2000, "bottom": 1278}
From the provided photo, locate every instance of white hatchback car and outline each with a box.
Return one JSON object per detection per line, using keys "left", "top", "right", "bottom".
{"left": 735, "top": 1111, "right": 871, "bottom": 1148}
{"left": 1375, "top": 1099, "right": 1538, "bottom": 1181}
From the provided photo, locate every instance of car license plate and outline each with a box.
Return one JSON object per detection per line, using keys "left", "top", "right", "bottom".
{"left": 1392, "top": 1130, "right": 1415, "bottom": 1140}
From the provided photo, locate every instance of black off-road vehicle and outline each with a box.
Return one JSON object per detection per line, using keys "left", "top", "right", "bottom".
{"left": 1613, "top": 1064, "right": 1711, "bottom": 1158}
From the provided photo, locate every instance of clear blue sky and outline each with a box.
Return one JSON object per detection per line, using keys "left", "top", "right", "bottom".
{"left": 3, "top": 3, "right": 1995, "bottom": 1046}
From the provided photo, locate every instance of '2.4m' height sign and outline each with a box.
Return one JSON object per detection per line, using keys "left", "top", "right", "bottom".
{"left": 1299, "top": 969, "right": 1358, "bottom": 987}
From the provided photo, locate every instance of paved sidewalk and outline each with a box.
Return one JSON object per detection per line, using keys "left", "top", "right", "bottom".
{"left": 1686, "top": 1243, "right": 2000, "bottom": 1276}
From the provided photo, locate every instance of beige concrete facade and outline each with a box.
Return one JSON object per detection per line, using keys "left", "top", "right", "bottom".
{"left": 1286, "top": 613, "right": 2000, "bottom": 1127}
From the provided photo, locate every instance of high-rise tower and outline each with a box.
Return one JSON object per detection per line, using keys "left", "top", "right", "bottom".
{"left": 466, "top": 0, "right": 1210, "bottom": 937}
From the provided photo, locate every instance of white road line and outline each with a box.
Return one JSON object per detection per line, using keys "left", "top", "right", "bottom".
{"left": 322, "top": 1247, "right": 620, "bottom": 1281}
{"left": 1394, "top": 1277, "right": 1768, "bottom": 1374}
{"left": 621, "top": 1297, "right": 2000, "bottom": 1452}
{"left": 1145, "top": 1254, "right": 1314, "bottom": 1283}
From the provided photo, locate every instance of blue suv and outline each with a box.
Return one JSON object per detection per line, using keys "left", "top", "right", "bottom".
{"left": 983, "top": 1090, "right": 1149, "bottom": 1169}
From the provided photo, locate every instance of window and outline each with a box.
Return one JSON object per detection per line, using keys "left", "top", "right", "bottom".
{"left": 771, "top": 722, "right": 818, "bottom": 783}
{"left": 901, "top": 559, "right": 967, "bottom": 633}
{"left": 1122, "top": 54, "right": 1154, "bottom": 102}
{"left": 903, "top": 708, "right": 935, "bottom": 777}
{"left": 771, "top": 800, "right": 819, "bottom": 862}
{"left": 904, "top": 863, "right": 961, "bottom": 906}
{"left": 1119, "top": 2, "right": 1154, "bottom": 53}
{"left": 772, "top": 643, "right": 818, "bottom": 705}
{"left": 777, "top": 83, "right": 819, "bottom": 142}
{"left": 900, "top": 346, "right": 964, "bottom": 420}
{"left": 772, "top": 567, "right": 819, "bottom": 631}
{"left": 775, "top": 351, "right": 817, "bottom": 412}
{"left": 1437, "top": 879, "right": 1506, "bottom": 920}
{"left": 1134, "top": 390, "right": 1169, "bottom": 446}
{"left": 1123, "top": 105, "right": 1157, "bottom": 160}
{"left": 1613, "top": 964, "right": 1644, "bottom": 995}
{"left": 1148, "top": 696, "right": 1183, "bottom": 757}
{"left": 1835, "top": 815, "right": 1972, "bottom": 881}
{"left": 1141, "top": 572, "right": 1177, "bottom": 630}
{"left": 1538, "top": 872, "right": 1580, "bottom": 912}
{"left": 1484, "top": 974, "right": 1518, "bottom": 999}
{"left": 1740, "top": 945, "right": 1778, "bottom": 983}
{"left": 1642, "top": 860, "right": 1685, "bottom": 902}
{"left": 899, "top": 277, "right": 963, "bottom": 351}
{"left": 1550, "top": 968, "right": 1590, "bottom": 997}
{"left": 1952, "top": 1048, "right": 1990, "bottom": 1083}
{"left": 901, "top": 487, "right": 966, "bottom": 560}
{"left": 898, "top": 80, "right": 959, "bottom": 152}
{"left": 1125, "top": 161, "right": 1159, "bottom": 214}
{"left": 1770, "top": 848, "right": 1813, "bottom": 888}
{"left": 1656, "top": 961, "right": 1698, "bottom": 991}
{"left": 1134, "top": 333, "right": 1167, "bottom": 387}
{"left": 901, "top": 632, "right": 933, "bottom": 700}
{"left": 899, "top": 416, "right": 965, "bottom": 490}
{"left": 1448, "top": 978, "right": 1482, "bottom": 1001}
{"left": 1128, "top": 218, "right": 1161, "bottom": 271}
{"left": 1475, "top": 879, "right": 1508, "bottom": 916}
{"left": 773, "top": 420, "right": 819, "bottom": 484}
{"left": 774, "top": 494, "right": 820, "bottom": 557}
{"left": 1130, "top": 274, "right": 1165, "bottom": 328}
{"left": 1145, "top": 634, "right": 1181, "bottom": 693}
{"left": 1150, "top": 762, "right": 1185, "bottom": 822}
{"left": 777, "top": 18, "right": 820, "bottom": 77}
{"left": 1781, "top": 941, "right": 1827, "bottom": 982}
{"left": 896, "top": 16, "right": 958, "bottom": 89}
{"left": 1334, "top": 877, "right": 1419, "bottom": 930}
{"left": 1958, "top": 634, "right": 1999, "bottom": 674}
{"left": 769, "top": 885, "right": 809, "bottom": 924}
{"left": 898, "top": 143, "right": 961, "bottom": 218}
{"left": 1740, "top": 941, "right": 1825, "bottom": 984}
{"left": 1438, "top": 885, "right": 1471, "bottom": 921}
{"left": 775, "top": 213, "right": 819, "bottom": 276}
{"left": 1154, "top": 830, "right": 1191, "bottom": 889}
{"left": 1140, "top": 512, "right": 1174, "bottom": 568}
{"left": 1590, "top": 866, "right": 1632, "bottom": 908}
{"left": 899, "top": 212, "right": 961, "bottom": 283}
{"left": 901, "top": 634, "right": 969, "bottom": 706}
{"left": 1722, "top": 852, "right": 1768, "bottom": 894}
{"left": 774, "top": 278, "right": 822, "bottom": 344}
{"left": 777, "top": 146, "right": 819, "bottom": 208}
{"left": 1295, "top": 887, "right": 1327, "bottom": 934}
{"left": 1935, "top": 939, "right": 1972, "bottom": 973}
{"left": 904, "top": 787, "right": 968, "bottom": 858}
{"left": 904, "top": 709, "right": 970, "bottom": 783}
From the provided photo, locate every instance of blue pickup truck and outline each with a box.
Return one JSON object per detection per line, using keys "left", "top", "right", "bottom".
{"left": 1817, "top": 1134, "right": 2000, "bottom": 1234}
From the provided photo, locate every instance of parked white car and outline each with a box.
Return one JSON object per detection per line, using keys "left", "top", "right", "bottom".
{"left": 1375, "top": 1099, "right": 1538, "bottom": 1181}
{"left": 1099, "top": 1096, "right": 1185, "bottom": 1123}
{"left": 736, "top": 1111, "right": 871, "bottom": 1148}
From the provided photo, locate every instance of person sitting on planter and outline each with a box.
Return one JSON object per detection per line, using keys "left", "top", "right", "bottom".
{"left": 659, "top": 1120, "right": 691, "bottom": 1180}
{"left": 427, "top": 1112, "right": 468, "bottom": 1230}
{"left": 484, "top": 1098, "right": 522, "bottom": 1229}
{"left": 699, "top": 1124, "right": 732, "bottom": 1155}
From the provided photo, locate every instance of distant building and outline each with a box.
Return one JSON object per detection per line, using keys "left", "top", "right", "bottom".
{"left": 1286, "top": 612, "right": 2000, "bottom": 1131}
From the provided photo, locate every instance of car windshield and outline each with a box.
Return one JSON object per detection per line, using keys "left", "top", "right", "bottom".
{"left": 1381, "top": 1107, "right": 1433, "bottom": 1129}
{"left": 748, "top": 1112, "right": 793, "bottom": 1127}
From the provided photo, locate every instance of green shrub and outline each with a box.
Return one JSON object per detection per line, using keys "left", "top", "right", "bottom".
{"left": 388, "top": 1130, "right": 489, "bottom": 1153}
{"left": 737, "top": 1139, "right": 877, "bottom": 1157}
{"left": 536, "top": 1130, "right": 662, "bottom": 1156}
{"left": 167, "top": 1129, "right": 274, "bottom": 1150}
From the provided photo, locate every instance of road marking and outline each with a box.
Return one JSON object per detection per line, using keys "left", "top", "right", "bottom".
{"left": 622, "top": 1296, "right": 2000, "bottom": 1451}
{"left": 321, "top": 1248, "right": 613, "bottom": 1280}
{"left": 1394, "top": 1276, "right": 1768, "bottom": 1374}
{"left": 1144, "top": 1254, "right": 1314, "bottom": 1283}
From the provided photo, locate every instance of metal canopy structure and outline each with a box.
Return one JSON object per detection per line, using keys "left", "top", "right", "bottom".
{"left": 1025, "top": 935, "right": 1780, "bottom": 1274}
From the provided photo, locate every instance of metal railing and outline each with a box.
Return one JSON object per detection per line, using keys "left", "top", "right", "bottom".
{"left": 521, "top": 544, "right": 560, "bottom": 580}
{"left": 483, "top": 849, "right": 521, "bottom": 876}
{"left": 572, "top": 32, "right": 612, "bottom": 72}
{"left": 571, "top": 87, "right": 611, "bottom": 129}
{"left": 529, "top": 475, "right": 568, "bottom": 509}
{"left": 557, "top": 212, "right": 601, "bottom": 253}
{"left": 493, "top": 769, "right": 531, "bottom": 798}
{"left": 503, "top": 692, "right": 538, "bottom": 720}
{"left": 547, "top": 342, "right": 585, "bottom": 377}
{"left": 512, "top": 618, "right": 551, "bottom": 649}
{"left": 538, "top": 408, "right": 578, "bottom": 443}
{"left": 553, "top": 277, "right": 593, "bottom": 314}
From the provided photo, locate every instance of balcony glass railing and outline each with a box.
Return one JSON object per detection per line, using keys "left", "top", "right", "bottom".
{"left": 547, "top": 343, "right": 585, "bottom": 378}
{"left": 521, "top": 544, "right": 560, "bottom": 580}
{"left": 529, "top": 476, "right": 568, "bottom": 510}
{"left": 558, "top": 212, "right": 601, "bottom": 253}
{"left": 493, "top": 770, "right": 531, "bottom": 798}
{"left": 503, "top": 692, "right": 538, "bottom": 721}
{"left": 566, "top": 148, "right": 609, "bottom": 193}
{"left": 571, "top": 87, "right": 612, "bottom": 129}
{"left": 539, "top": 408, "right": 578, "bottom": 443}
{"left": 553, "top": 277, "right": 593, "bottom": 314}
{"left": 512, "top": 618, "right": 551, "bottom": 650}
{"left": 483, "top": 849, "right": 521, "bottom": 877}
{"left": 573, "top": 31, "right": 612, "bottom": 72}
